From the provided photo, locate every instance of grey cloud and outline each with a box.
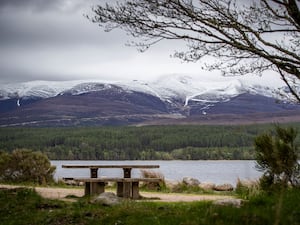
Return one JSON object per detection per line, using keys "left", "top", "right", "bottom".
{"left": 0, "top": 0, "right": 186, "bottom": 84}
{"left": 0, "top": 1, "right": 128, "bottom": 49}
{"left": 0, "top": 68, "right": 81, "bottom": 84}
{"left": 0, "top": 0, "right": 56, "bottom": 7}
{"left": 0, "top": 0, "right": 86, "bottom": 12}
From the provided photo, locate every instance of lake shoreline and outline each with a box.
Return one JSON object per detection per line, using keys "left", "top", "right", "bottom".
{"left": 52, "top": 160, "right": 262, "bottom": 186}
{"left": 0, "top": 184, "right": 237, "bottom": 202}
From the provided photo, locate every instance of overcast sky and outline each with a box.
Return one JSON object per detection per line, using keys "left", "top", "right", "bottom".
{"left": 0, "top": 0, "right": 286, "bottom": 86}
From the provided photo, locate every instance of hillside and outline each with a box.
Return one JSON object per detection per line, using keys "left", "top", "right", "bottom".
{"left": 1, "top": 124, "right": 300, "bottom": 160}
{"left": 0, "top": 75, "right": 299, "bottom": 127}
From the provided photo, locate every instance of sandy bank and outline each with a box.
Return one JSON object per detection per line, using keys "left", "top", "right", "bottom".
{"left": 0, "top": 184, "right": 235, "bottom": 202}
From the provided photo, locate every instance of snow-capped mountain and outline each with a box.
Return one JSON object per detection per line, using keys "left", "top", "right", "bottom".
{"left": 0, "top": 74, "right": 288, "bottom": 102}
{"left": 0, "top": 74, "right": 299, "bottom": 126}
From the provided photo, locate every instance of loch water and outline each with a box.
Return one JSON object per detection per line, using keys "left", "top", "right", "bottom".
{"left": 52, "top": 160, "right": 262, "bottom": 186}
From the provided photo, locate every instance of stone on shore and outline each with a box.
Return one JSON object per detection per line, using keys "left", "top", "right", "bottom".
{"left": 237, "top": 179, "right": 259, "bottom": 188}
{"left": 183, "top": 177, "right": 200, "bottom": 186}
{"left": 199, "top": 182, "right": 216, "bottom": 191}
{"left": 213, "top": 199, "right": 244, "bottom": 208}
{"left": 214, "top": 183, "right": 234, "bottom": 191}
{"left": 165, "top": 179, "right": 180, "bottom": 189}
{"left": 92, "top": 192, "right": 121, "bottom": 206}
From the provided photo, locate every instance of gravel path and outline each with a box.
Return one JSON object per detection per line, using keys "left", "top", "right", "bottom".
{"left": 0, "top": 184, "right": 235, "bottom": 202}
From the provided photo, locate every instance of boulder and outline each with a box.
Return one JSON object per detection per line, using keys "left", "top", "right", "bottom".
{"left": 199, "top": 182, "right": 216, "bottom": 191}
{"left": 165, "top": 179, "right": 180, "bottom": 189}
{"left": 213, "top": 199, "right": 244, "bottom": 208}
{"left": 214, "top": 183, "right": 234, "bottom": 191}
{"left": 62, "top": 178, "right": 84, "bottom": 186}
{"left": 92, "top": 192, "right": 121, "bottom": 206}
{"left": 183, "top": 177, "right": 200, "bottom": 187}
{"left": 64, "top": 179, "right": 78, "bottom": 186}
{"left": 237, "top": 179, "right": 259, "bottom": 188}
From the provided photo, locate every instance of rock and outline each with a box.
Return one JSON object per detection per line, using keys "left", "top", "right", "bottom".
{"left": 183, "top": 177, "right": 200, "bottom": 186}
{"left": 165, "top": 179, "right": 180, "bottom": 189}
{"left": 237, "top": 179, "right": 259, "bottom": 188}
{"left": 92, "top": 192, "right": 121, "bottom": 206}
{"left": 63, "top": 179, "right": 82, "bottom": 186}
{"left": 214, "top": 183, "right": 234, "bottom": 191}
{"left": 64, "top": 180, "right": 78, "bottom": 186}
{"left": 199, "top": 182, "right": 216, "bottom": 191}
{"left": 107, "top": 181, "right": 115, "bottom": 187}
{"left": 213, "top": 199, "right": 244, "bottom": 208}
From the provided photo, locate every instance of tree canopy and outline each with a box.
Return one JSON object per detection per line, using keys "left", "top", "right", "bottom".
{"left": 89, "top": 0, "right": 300, "bottom": 101}
{"left": 255, "top": 125, "right": 300, "bottom": 188}
{"left": 1, "top": 125, "right": 299, "bottom": 160}
{"left": 0, "top": 149, "right": 56, "bottom": 185}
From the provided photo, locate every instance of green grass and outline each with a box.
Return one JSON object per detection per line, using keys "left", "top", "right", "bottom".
{"left": 0, "top": 187, "right": 299, "bottom": 225}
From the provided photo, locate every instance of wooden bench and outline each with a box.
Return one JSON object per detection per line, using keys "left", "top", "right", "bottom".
{"left": 62, "top": 164, "right": 161, "bottom": 199}
{"left": 74, "top": 177, "right": 162, "bottom": 199}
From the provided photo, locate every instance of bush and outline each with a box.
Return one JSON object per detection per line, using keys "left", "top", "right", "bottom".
{"left": 140, "top": 169, "right": 166, "bottom": 191}
{"left": 236, "top": 178, "right": 261, "bottom": 199}
{"left": 171, "top": 182, "right": 204, "bottom": 193}
{"left": 254, "top": 125, "right": 300, "bottom": 189}
{"left": 0, "top": 149, "right": 56, "bottom": 185}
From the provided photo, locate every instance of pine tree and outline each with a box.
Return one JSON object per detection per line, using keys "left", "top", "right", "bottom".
{"left": 255, "top": 126, "right": 299, "bottom": 189}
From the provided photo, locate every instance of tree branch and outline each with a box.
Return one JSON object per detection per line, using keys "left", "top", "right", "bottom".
{"left": 89, "top": 0, "right": 300, "bottom": 101}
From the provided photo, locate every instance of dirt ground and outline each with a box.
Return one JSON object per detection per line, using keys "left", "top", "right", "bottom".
{"left": 0, "top": 184, "right": 235, "bottom": 202}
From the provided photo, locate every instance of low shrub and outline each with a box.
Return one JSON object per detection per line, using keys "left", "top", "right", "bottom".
{"left": 236, "top": 178, "right": 261, "bottom": 199}
{"left": 0, "top": 149, "right": 56, "bottom": 185}
{"left": 140, "top": 169, "right": 166, "bottom": 191}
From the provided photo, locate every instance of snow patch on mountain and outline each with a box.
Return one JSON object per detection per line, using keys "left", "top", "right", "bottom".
{"left": 119, "top": 74, "right": 246, "bottom": 105}
{"left": 0, "top": 74, "right": 293, "bottom": 106}
{"left": 0, "top": 80, "right": 79, "bottom": 100}
{"left": 62, "top": 82, "right": 113, "bottom": 95}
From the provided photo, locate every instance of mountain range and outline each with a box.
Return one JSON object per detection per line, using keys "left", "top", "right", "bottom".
{"left": 0, "top": 75, "right": 299, "bottom": 127}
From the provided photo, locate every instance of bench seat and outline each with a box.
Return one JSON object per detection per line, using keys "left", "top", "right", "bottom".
{"left": 73, "top": 177, "right": 162, "bottom": 199}
{"left": 74, "top": 177, "right": 162, "bottom": 182}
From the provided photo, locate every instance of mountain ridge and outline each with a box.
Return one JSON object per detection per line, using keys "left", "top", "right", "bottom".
{"left": 0, "top": 75, "right": 299, "bottom": 127}
{"left": 0, "top": 74, "right": 289, "bottom": 101}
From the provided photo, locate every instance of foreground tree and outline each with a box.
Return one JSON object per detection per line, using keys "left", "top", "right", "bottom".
{"left": 89, "top": 0, "right": 300, "bottom": 101}
{"left": 254, "top": 126, "right": 300, "bottom": 189}
{"left": 0, "top": 149, "right": 56, "bottom": 185}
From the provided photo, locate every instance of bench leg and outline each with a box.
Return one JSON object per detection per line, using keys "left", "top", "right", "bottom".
{"left": 90, "top": 182, "right": 105, "bottom": 195}
{"left": 99, "top": 182, "right": 105, "bottom": 194}
{"left": 84, "top": 182, "right": 91, "bottom": 196}
{"left": 117, "top": 182, "right": 123, "bottom": 197}
{"left": 123, "top": 182, "right": 131, "bottom": 198}
{"left": 132, "top": 182, "right": 140, "bottom": 199}
{"left": 85, "top": 182, "right": 105, "bottom": 196}
{"left": 117, "top": 182, "right": 140, "bottom": 199}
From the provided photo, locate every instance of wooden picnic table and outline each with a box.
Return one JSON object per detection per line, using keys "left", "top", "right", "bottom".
{"left": 62, "top": 164, "right": 161, "bottom": 199}
{"left": 62, "top": 164, "right": 159, "bottom": 178}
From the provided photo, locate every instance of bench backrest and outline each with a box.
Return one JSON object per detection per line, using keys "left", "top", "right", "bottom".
{"left": 62, "top": 165, "right": 159, "bottom": 169}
